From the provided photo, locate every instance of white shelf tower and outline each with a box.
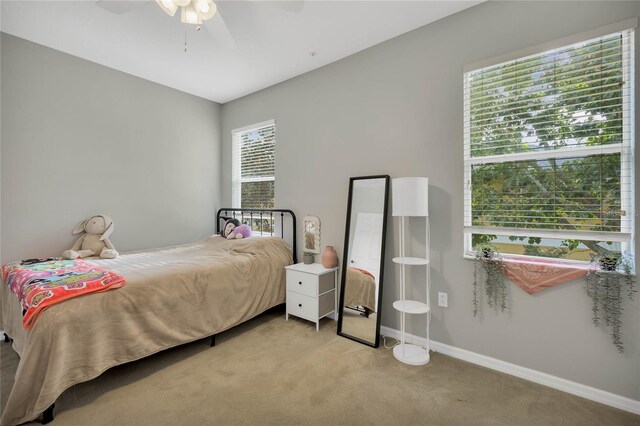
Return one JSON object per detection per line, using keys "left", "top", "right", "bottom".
{"left": 392, "top": 177, "right": 430, "bottom": 366}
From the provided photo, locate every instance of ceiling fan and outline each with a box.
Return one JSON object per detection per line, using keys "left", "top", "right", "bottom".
{"left": 156, "top": 0, "right": 218, "bottom": 25}
{"left": 95, "top": 0, "right": 304, "bottom": 49}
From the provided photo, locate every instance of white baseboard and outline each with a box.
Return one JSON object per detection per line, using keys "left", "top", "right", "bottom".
{"left": 380, "top": 326, "right": 640, "bottom": 415}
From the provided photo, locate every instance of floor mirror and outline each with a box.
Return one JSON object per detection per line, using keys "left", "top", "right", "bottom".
{"left": 337, "top": 175, "right": 390, "bottom": 347}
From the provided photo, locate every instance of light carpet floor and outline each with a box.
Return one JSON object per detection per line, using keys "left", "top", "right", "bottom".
{"left": 340, "top": 309, "right": 377, "bottom": 343}
{"left": 1, "top": 308, "right": 638, "bottom": 426}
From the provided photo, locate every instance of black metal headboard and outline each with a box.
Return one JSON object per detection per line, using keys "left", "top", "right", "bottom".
{"left": 216, "top": 208, "right": 297, "bottom": 263}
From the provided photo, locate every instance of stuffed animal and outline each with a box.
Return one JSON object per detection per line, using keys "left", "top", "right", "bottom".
{"left": 220, "top": 218, "right": 241, "bottom": 238}
{"left": 220, "top": 218, "right": 252, "bottom": 239}
{"left": 63, "top": 215, "right": 119, "bottom": 259}
{"left": 228, "top": 224, "right": 252, "bottom": 239}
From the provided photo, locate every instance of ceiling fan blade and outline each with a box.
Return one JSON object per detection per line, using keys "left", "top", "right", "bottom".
{"left": 253, "top": 1, "right": 304, "bottom": 14}
{"left": 95, "top": 0, "right": 143, "bottom": 15}
{"left": 202, "top": 10, "right": 237, "bottom": 50}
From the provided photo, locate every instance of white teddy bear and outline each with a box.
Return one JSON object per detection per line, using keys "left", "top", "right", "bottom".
{"left": 63, "top": 214, "right": 119, "bottom": 259}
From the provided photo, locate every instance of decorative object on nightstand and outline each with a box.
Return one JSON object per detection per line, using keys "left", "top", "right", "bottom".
{"left": 303, "top": 215, "right": 321, "bottom": 264}
{"left": 392, "top": 177, "right": 430, "bottom": 366}
{"left": 303, "top": 215, "right": 321, "bottom": 254}
{"left": 321, "top": 246, "right": 338, "bottom": 268}
{"left": 285, "top": 263, "right": 338, "bottom": 331}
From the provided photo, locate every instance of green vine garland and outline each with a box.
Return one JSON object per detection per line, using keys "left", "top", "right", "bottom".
{"left": 472, "top": 244, "right": 509, "bottom": 317}
{"left": 585, "top": 253, "right": 636, "bottom": 353}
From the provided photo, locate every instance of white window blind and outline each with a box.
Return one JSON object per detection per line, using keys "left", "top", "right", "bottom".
{"left": 463, "top": 28, "right": 635, "bottom": 261}
{"left": 232, "top": 120, "right": 276, "bottom": 208}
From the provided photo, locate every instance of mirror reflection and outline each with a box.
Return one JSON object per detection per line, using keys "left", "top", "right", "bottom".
{"left": 338, "top": 175, "right": 389, "bottom": 347}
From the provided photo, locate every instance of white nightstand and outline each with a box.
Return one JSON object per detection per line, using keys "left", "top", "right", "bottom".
{"left": 285, "top": 263, "right": 338, "bottom": 331}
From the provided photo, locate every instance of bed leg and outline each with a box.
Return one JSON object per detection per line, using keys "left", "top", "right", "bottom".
{"left": 3, "top": 333, "right": 12, "bottom": 343}
{"left": 210, "top": 334, "right": 216, "bottom": 347}
{"left": 41, "top": 403, "right": 55, "bottom": 424}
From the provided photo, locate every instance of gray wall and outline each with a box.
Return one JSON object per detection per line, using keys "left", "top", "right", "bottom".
{"left": 0, "top": 33, "right": 222, "bottom": 262}
{"left": 221, "top": 1, "right": 640, "bottom": 399}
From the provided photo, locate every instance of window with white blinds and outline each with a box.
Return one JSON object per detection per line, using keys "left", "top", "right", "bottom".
{"left": 464, "top": 27, "right": 635, "bottom": 263}
{"left": 232, "top": 120, "right": 275, "bottom": 209}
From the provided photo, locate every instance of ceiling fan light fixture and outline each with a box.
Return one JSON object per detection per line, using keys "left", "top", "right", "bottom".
{"left": 181, "top": 3, "right": 202, "bottom": 25}
{"left": 156, "top": 0, "right": 177, "bottom": 16}
{"left": 174, "top": 0, "right": 191, "bottom": 7}
{"left": 197, "top": 0, "right": 217, "bottom": 20}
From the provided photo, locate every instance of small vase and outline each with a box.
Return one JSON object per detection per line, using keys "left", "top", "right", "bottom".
{"left": 322, "top": 246, "right": 338, "bottom": 268}
{"left": 481, "top": 247, "right": 494, "bottom": 259}
{"left": 303, "top": 253, "right": 314, "bottom": 265}
{"left": 599, "top": 256, "right": 619, "bottom": 272}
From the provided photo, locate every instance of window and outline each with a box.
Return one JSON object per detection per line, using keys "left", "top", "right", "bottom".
{"left": 232, "top": 120, "right": 276, "bottom": 209}
{"left": 464, "top": 27, "right": 634, "bottom": 263}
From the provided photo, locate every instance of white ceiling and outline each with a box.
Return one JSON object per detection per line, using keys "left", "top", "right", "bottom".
{"left": 1, "top": 0, "right": 481, "bottom": 103}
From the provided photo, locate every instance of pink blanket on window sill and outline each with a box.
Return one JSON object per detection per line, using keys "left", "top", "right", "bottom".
{"left": 499, "top": 256, "right": 589, "bottom": 294}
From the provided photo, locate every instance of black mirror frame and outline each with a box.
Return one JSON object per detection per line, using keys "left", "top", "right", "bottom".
{"left": 336, "top": 174, "right": 390, "bottom": 348}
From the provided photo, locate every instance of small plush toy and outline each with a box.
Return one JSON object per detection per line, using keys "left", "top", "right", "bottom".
{"left": 228, "top": 224, "right": 252, "bottom": 239}
{"left": 220, "top": 218, "right": 241, "bottom": 238}
{"left": 220, "top": 218, "right": 252, "bottom": 239}
{"left": 63, "top": 214, "right": 119, "bottom": 259}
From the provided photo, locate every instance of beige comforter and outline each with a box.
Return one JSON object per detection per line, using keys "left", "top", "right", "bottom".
{"left": 0, "top": 236, "right": 292, "bottom": 425}
{"left": 343, "top": 267, "right": 376, "bottom": 312}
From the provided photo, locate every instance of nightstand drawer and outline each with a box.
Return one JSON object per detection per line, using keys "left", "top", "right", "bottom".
{"left": 286, "top": 270, "right": 317, "bottom": 297}
{"left": 287, "top": 291, "right": 317, "bottom": 321}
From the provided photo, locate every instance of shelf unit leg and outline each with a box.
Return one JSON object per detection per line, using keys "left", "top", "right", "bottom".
{"left": 426, "top": 216, "right": 430, "bottom": 356}
{"left": 400, "top": 216, "right": 406, "bottom": 358}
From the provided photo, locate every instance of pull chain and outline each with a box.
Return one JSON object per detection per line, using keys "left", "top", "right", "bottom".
{"left": 184, "top": 26, "right": 199, "bottom": 53}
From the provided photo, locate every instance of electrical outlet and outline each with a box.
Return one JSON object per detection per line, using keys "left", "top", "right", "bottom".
{"left": 438, "top": 292, "right": 448, "bottom": 308}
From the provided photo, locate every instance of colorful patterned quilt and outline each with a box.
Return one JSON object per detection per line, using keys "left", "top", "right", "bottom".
{"left": 1, "top": 258, "right": 126, "bottom": 330}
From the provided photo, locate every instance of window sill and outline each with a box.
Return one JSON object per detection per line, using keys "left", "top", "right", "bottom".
{"left": 465, "top": 253, "right": 636, "bottom": 275}
{"left": 463, "top": 252, "right": 590, "bottom": 268}
{"left": 465, "top": 253, "right": 594, "bottom": 294}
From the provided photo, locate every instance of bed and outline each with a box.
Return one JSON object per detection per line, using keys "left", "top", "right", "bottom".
{"left": 0, "top": 208, "right": 296, "bottom": 426}
{"left": 343, "top": 267, "right": 377, "bottom": 315}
